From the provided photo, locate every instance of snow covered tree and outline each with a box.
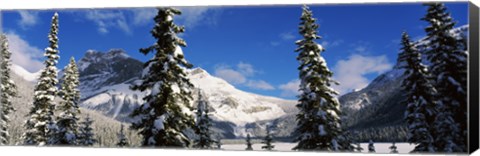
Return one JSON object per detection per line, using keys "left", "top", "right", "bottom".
{"left": 355, "top": 143, "right": 363, "bottom": 152}
{"left": 193, "top": 90, "right": 215, "bottom": 149}
{"left": 292, "top": 5, "right": 342, "bottom": 151}
{"left": 390, "top": 142, "right": 399, "bottom": 153}
{"left": 78, "top": 115, "right": 96, "bottom": 146}
{"left": 368, "top": 140, "right": 375, "bottom": 153}
{"left": 54, "top": 57, "right": 81, "bottom": 145}
{"left": 129, "top": 7, "right": 195, "bottom": 147}
{"left": 0, "top": 34, "right": 17, "bottom": 145}
{"left": 215, "top": 135, "right": 222, "bottom": 149}
{"left": 245, "top": 134, "right": 253, "bottom": 151}
{"left": 22, "top": 12, "right": 60, "bottom": 146}
{"left": 421, "top": 3, "right": 467, "bottom": 152}
{"left": 398, "top": 32, "right": 437, "bottom": 152}
{"left": 116, "top": 124, "right": 129, "bottom": 147}
{"left": 337, "top": 131, "right": 355, "bottom": 151}
{"left": 261, "top": 125, "right": 275, "bottom": 151}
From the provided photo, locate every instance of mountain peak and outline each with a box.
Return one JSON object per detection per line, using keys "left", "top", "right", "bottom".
{"left": 105, "top": 49, "right": 130, "bottom": 59}
{"left": 78, "top": 49, "right": 131, "bottom": 71}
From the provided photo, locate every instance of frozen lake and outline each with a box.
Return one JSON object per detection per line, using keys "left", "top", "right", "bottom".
{"left": 222, "top": 142, "right": 415, "bottom": 154}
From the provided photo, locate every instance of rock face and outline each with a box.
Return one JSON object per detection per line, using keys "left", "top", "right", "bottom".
{"left": 10, "top": 25, "right": 467, "bottom": 140}
{"left": 72, "top": 49, "right": 297, "bottom": 138}
{"left": 339, "top": 25, "right": 468, "bottom": 132}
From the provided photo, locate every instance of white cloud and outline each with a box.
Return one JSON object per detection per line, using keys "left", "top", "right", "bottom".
{"left": 321, "top": 40, "right": 343, "bottom": 49}
{"left": 279, "top": 79, "right": 300, "bottom": 97}
{"left": 237, "top": 62, "right": 256, "bottom": 76}
{"left": 5, "top": 32, "right": 44, "bottom": 73}
{"left": 130, "top": 8, "right": 157, "bottom": 26}
{"left": 333, "top": 54, "right": 393, "bottom": 95}
{"left": 84, "top": 10, "right": 131, "bottom": 35}
{"left": 246, "top": 80, "right": 275, "bottom": 90}
{"left": 280, "top": 32, "right": 295, "bottom": 40}
{"left": 17, "top": 11, "right": 39, "bottom": 29}
{"left": 214, "top": 65, "right": 246, "bottom": 84}
{"left": 130, "top": 7, "right": 221, "bottom": 29}
{"left": 214, "top": 62, "right": 273, "bottom": 90}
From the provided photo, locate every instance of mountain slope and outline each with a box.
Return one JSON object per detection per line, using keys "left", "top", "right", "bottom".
{"left": 8, "top": 70, "right": 142, "bottom": 146}
{"left": 339, "top": 25, "right": 468, "bottom": 138}
{"left": 70, "top": 49, "right": 297, "bottom": 138}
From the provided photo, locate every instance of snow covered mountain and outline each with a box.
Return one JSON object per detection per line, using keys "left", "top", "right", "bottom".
{"left": 67, "top": 49, "right": 297, "bottom": 138}
{"left": 10, "top": 25, "right": 467, "bottom": 141}
{"left": 339, "top": 25, "right": 468, "bottom": 132}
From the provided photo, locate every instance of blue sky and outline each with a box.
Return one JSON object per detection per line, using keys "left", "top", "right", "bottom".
{"left": 1, "top": 2, "right": 468, "bottom": 99}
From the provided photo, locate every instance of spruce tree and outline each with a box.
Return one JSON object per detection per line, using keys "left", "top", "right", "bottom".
{"left": 368, "top": 140, "right": 375, "bottom": 153}
{"left": 245, "top": 134, "right": 253, "bottom": 151}
{"left": 337, "top": 131, "right": 354, "bottom": 151}
{"left": 22, "top": 12, "right": 60, "bottom": 146}
{"left": 261, "top": 125, "right": 275, "bottom": 151}
{"left": 0, "top": 34, "right": 17, "bottom": 145}
{"left": 215, "top": 135, "right": 222, "bottom": 149}
{"left": 129, "top": 7, "right": 195, "bottom": 147}
{"left": 421, "top": 3, "right": 467, "bottom": 152}
{"left": 355, "top": 142, "right": 363, "bottom": 152}
{"left": 390, "top": 142, "right": 399, "bottom": 153}
{"left": 116, "top": 124, "right": 129, "bottom": 147}
{"left": 398, "top": 32, "right": 437, "bottom": 152}
{"left": 292, "top": 5, "right": 342, "bottom": 151}
{"left": 55, "top": 57, "right": 81, "bottom": 145}
{"left": 193, "top": 90, "right": 214, "bottom": 149}
{"left": 78, "top": 115, "right": 96, "bottom": 146}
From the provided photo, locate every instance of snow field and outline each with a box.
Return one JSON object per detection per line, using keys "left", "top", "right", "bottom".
{"left": 222, "top": 142, "right": 415, "bottom": 154}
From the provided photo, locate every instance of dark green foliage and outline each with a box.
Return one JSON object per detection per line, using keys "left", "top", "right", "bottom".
{"left": 390, "top": 142, "right": 399, "bottom": 153}
{"left": 194, "top": 91, "right": 215, "bottom": 149}
{"left": 22, "top": 13, "right": 60, "bottom": 146}
{"left": 116, "top": 124, "right": 129, "bottom": 147}
{"left": 78, "top": 115, "right": 97, "bottom": 146}
{"left": 292, "top": 5, "right": 342, "bottom": 151}
{"left": 0, "top": 34, "right": 17, "bottom": 145}
{"left": 261, "top": 125, "right": 275, "bottom": 150}
{"left": 421, "top": 3, "right": 467, "bottom": 153}
{"left": 129, "top": 7, "right": 195, "bottom": 147}
{"left": 245, "top": 134, "right": 253, "bottom": 150}
{"left": 398, "top": 32, "right": 437, "bottom": 152}
{"left": 215, "top": 135, "right": 222, "bottom": 149}
{"left": 55, "top": 57, "right": 81, "bottom": 145}
{"left": 349, "top": 126, "right": 408, "bottom": 143}
{"left": 368, "top": 140, "right": 375, "bottom": 153}
{"left": 354, "top": 143, "right": 363, "bottom": 152}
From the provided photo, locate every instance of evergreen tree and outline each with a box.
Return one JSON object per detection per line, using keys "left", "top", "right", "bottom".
{"left": 78, "top": 115, "right": 96, "bottom": 146}
{"left": 55, "top": 57, "right": 81, "bottom": 145}
{"left": 245, "top": 134, "right": 253, "bottom": 151}
{"left": 421, "top": 3, "right": 467, "bottom": 152}
{"left": 215, "top": 135, "right": 222, "bottom": 149}
{"left": 0, "top": 34, "right": 17, "bottom": 145}
{"left": 292, "top": 5, "right": 342, "bottom": 151}
{"left": 22, "top": 12, "right": 60, "bottom": 146}
{"left": 390, "top": 142, "right": 399, "bottom": 153}
{"left": 193, "top": 90, "right": 215, "bottom": 149}
{"left": 398, "top": 32, "right": 437, "bottom": 152}
{"left": 129, "top": 7, "right": 195, "bottom": 147}
{"left": 116, "top": 124, "right": 129, "bottom": 147}
{"left": 368, "top": 140, "right": 375, "bottom": 153}
{"left": 337, "top": 131, "right": 354, "bottom": 151}
{"left": 261, "top": 125, "right": 275, "bottom": 151}
{"left": 355, "top": 142, "right": 363, "bottom": 152}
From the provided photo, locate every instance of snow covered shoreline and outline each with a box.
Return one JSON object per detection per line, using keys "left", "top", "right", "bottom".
{"left": 222, "top": 142, "right": 415, "bottom": 153}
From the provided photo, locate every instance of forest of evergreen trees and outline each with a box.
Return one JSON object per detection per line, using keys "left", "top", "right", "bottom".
{"left": 0, "top": 2, "right": 469, "bottom": 153}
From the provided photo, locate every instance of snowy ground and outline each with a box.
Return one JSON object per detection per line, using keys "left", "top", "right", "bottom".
{"left": 222, "top": 142, "right": 415, "bottom": 154}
